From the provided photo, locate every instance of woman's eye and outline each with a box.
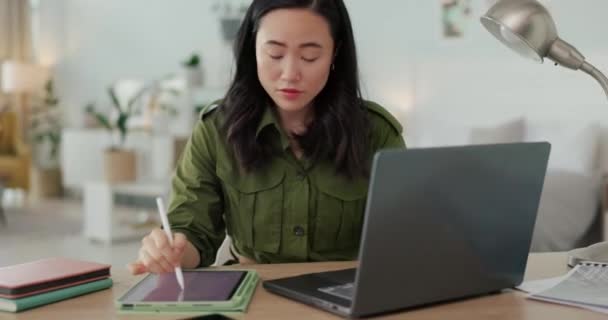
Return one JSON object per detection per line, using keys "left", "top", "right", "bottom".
{"left": 302, "top": 57, "right": 319, "bottom": 63}
{"left": 269, "top": 55, "right": 283, "bottom": 60}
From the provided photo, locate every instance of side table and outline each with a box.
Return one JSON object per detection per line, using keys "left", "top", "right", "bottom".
{"left": 83, "top": 181, "right": 168, "bottom": 243}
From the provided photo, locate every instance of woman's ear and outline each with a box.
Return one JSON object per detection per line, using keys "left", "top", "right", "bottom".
{"left": 332, "top": 44, "right": 341, "bottom": 71}
{"left": 333, "top": 42, "right": 341, "bottom": 60}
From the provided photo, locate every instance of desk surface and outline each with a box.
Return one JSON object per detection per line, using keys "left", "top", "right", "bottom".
{"left": 5, "top": 252, "right": 606, "bottom": 320}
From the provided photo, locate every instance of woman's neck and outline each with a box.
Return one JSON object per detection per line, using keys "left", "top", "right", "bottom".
{"left": 276, "top": 105, "right": 314, "bottom": 136}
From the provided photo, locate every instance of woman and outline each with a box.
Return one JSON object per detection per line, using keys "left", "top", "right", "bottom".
{"left": 129, "top": 0, "right": 404, "bottom": 275}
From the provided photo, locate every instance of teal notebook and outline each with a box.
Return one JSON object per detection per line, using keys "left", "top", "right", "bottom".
{"left": 0, "top": 278, "right": 113, "bottom": 312}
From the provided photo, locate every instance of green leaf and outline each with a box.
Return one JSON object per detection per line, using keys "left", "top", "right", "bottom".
{"left": 45, "top": 79, "right": 53, "bottom": 93}
{"left": 49, "top": 132, "right": 61, "bottom": 145}
{"left": 46, "top": 97, "right": 59, "bottom": 106}
{"left": 85, "top": 102, "right": 95, "bottom": 112}
{"left": 33, "top": 133, "right": 45, "bottom": 143}
{"left": 84, "top": 104, "right": 109, "bottom": 129}
{"left": 50, "top": 145, "right": 59, "bottom": 159}
{"left": 166, "top": 88, "right": 181, "bottom": 96}
{"left": 182, "top": 53, "right": 200, "bottom": 67}
{"left": 49, "top": 132, "right": 60, "bottom": 158}
{"left": 116, "top": 112, "right": 129, "bottom": 137}
{"left": 108, "top": 87, "right": 122, "bottom": 112}
{"left": 93, "top": 112, "right": 112, "bottom": 130}
{"left": 126, "top": 85, "right": 149, "bottom": 114}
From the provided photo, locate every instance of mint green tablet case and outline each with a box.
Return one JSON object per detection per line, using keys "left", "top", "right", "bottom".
{"left": 116, "top": 269, "right": 258, "bottom": 314}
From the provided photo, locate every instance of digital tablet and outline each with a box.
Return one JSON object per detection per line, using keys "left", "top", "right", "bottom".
{"left": 116, "top": 269, "right": 258, "bottom": 313}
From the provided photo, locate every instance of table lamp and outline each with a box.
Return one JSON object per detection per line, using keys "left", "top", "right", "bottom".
{"left": 480, "top": 0, "right": 608, "bottom": 98}
{"left": 1, "top": 60, "right": 50, "bottom": 136}
{"left": 1, "top": 61, "right": 49, "bottom": 94}
{"left": 480, "top": 0, "right": 608, "bottom": 266}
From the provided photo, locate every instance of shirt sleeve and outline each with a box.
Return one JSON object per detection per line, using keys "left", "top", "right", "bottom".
{"left": 167, "top": 119, "right": 225, "bottom": 267}
{"left": 382, "top": 129, "right": 406, "bottom": 149}
{"left": 370, "top": 115, "right": 406, "bottom": 151}
{"left": 364, "top": 100, "right": 406, "bottom": 151}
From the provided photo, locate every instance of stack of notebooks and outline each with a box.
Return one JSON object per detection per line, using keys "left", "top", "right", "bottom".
{"left": 0, "top": 257, "right": 112, "bottom": 312}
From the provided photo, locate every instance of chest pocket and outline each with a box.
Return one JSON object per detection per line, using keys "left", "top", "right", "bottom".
{"left": 311, "top": 170, "right": 368, "bottom": 252}
{"left": 216, "top": 161, "right": 285, "bottom": 254}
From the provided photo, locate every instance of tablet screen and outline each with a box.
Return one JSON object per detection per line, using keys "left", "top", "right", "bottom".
{"left": 120, "top": 271, "right": 246, "bottom": 302}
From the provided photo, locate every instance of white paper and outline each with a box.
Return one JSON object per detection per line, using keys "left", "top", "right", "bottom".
{"left": 526, "top": 263, "right": 608, "bottom": 314}
{"left": 530, "top": 295, "right": 608, "bottom": 314}
{"left": 516, "top": 275, "right": 567, "bottom": 294}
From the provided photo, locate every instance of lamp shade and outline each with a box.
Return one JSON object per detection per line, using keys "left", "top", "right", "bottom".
{"left": 480, "top": 0, "right": 608, "bottom": 98}
{"left": 480, "top": 0, "right": 557, "bottom": 63}
{"left": 1, "top": 61, "right": 50, "bottom": 93}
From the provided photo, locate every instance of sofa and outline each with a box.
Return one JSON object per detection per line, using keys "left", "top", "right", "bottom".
{"left": 405, "top": 116, "right": 606, "bottom": 252}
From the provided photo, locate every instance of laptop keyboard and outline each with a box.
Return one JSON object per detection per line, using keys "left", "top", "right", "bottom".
{"left": 318, "top": 282, "right": 355, "bottom": 301}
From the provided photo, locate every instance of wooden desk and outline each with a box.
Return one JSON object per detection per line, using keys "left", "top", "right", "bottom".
{"left": 5, "top": 252, "right": 606, "bottom": 319}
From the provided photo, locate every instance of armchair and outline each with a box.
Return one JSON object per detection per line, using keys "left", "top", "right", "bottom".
{"left": 0, "top": 111, "right": 31, "bottom": 190}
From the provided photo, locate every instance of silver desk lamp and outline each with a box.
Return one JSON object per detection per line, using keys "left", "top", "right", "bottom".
{"left": 481, "top": 0, "right": 608, "bottom": 266}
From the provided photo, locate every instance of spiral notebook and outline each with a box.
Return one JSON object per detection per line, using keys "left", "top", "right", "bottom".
{"left": 528, "top": 262, "right": 608, "bottom": 314}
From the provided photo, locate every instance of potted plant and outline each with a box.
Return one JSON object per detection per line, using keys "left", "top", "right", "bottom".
{"left": 182, "top": 53, "right": 203, "bottom": 88}
{"left": 29, "top": 80, "right": 63, "bottom": 197}
{"left": 212, "top": 1, "right": 248, "bottom": 42}
{"left": 85, "top": 85, "right": 146, "bottom": 183}
{"left": 148, "top": 86, "right": 181, "bottom": 134}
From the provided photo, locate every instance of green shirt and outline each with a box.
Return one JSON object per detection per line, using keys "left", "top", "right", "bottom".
{"left": 168, "top": 100, "right": 405, "bottom": 267}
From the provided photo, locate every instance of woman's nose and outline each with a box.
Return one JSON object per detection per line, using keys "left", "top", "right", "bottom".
{"left": 280, "top": 58, "right": 302, "bottom": 82}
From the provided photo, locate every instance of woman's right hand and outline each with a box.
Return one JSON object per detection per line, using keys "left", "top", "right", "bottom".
{"left": 128, "top": 228, "right": 188, "bottom": 275}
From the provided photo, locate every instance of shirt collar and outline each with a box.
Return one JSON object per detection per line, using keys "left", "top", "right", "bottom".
{"left": 255, "top": 104, "right": 290, "bottom": 150}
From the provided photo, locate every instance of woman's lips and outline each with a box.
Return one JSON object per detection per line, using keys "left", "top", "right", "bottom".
{"left": 279, "top": 89, "right": 302, "bottom": 100}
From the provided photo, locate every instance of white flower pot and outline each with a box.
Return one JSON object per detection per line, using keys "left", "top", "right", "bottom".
{"left": 184, "top": 67, "right": 204, "bottom": 88}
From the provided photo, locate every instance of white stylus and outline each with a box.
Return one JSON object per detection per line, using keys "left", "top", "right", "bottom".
{"left": 156, "top": 197, "right": 185, "bottom": 290}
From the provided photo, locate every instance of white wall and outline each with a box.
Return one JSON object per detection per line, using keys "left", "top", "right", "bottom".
{"left": 349, "top": 0, "right": 608, "bottom": 144}
{"left": 36, "top": 0, "right": 608, "bottom": 137}
{"left": 36, "top": 0, "right": 239, "bottom": 127}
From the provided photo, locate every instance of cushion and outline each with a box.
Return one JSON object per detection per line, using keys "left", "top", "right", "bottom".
{"left": 524, "top": 120, "right": 600, "bottom": 176}
{"left": 531, "top": 169, "right": 600, "bottom": 251}
{"left": 405, "top": 117, "right": 471, "bottom": 148}
{"left": 469, "top": 117, "right": 525, "bottom": 145}
{"left": 597, "top": 126, "right": 608, "bottom": 175}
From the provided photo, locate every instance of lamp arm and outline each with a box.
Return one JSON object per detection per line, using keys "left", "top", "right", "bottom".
{"left": 581, "top": 61, "right": 608, "bottom": 99}
{"left": 546, "top": 38, "right": 608, "bottom": 99}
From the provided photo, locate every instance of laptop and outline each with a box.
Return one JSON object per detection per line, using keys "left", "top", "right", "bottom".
{"left": 263, "top": 142, "right": 550, "bottom": 318}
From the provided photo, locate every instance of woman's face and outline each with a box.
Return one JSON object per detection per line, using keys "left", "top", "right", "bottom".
{"left": 256, "top": 8, "right": 335, "bottom": 115}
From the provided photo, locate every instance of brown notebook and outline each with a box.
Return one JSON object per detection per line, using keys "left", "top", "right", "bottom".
{"left": 0, "top": 257, "right": 111, "bottom": 299}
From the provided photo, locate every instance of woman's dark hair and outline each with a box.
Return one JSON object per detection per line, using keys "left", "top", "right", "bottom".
{"left": 221, "top": 0, "right": 370, "bottom": 178}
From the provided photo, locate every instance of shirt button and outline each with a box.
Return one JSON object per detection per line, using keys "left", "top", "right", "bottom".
{"left": 293, "top": 225, "right": 306, "bottom": 236}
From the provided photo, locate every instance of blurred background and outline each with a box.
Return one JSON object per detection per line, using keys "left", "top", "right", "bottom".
{"left": 1, "top": 0, "right": 608, "bottom": 268}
